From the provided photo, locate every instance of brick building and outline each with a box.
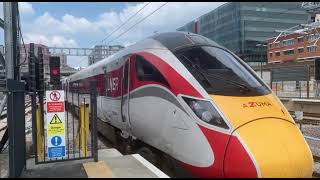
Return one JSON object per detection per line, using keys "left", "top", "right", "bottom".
{"left": 267, "top": 27, "right": 320, "bottom": 64}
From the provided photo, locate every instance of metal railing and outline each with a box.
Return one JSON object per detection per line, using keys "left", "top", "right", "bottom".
{"left": 271, "top": 80, "right": 317, "bottom": 99}
{"left": 33, "top": 80, "right": 98, "bottom": 164}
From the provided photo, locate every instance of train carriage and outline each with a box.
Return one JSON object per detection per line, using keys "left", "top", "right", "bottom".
{"left": 64, "top": 32, "right": 313, "bottom": 178}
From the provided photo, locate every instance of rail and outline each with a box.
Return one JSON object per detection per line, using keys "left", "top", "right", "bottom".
{"left": 0, "top": 99, "right": 32, "bottom": 133}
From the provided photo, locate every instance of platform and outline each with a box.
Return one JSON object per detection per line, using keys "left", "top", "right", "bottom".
{"left": 280, "top": 98, "right": 320, "bottom": 114}
{"left": 20, "top": 148, "right": 169, "bottom": 178}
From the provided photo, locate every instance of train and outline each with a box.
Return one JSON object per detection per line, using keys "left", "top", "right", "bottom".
{"left": 64, "top": 32, "right": 313, "bottom": 178}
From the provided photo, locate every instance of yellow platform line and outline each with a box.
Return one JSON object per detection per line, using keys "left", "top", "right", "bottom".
{"left": 83, "top": 161, "right": 114, "bottom": 178}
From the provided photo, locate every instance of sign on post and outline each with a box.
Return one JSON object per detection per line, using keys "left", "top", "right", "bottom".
{"left": 46, "top": 90, "right": 66, "bottom": 159}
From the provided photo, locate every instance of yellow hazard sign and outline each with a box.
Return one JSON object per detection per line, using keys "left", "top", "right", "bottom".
{"left": 50, "top": 114, "right": 62, "bottom": 124}
{"left": 48, "top": 114, "right": 65, "bottom": 135}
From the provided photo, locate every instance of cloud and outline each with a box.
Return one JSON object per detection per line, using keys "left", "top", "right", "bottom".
{"left": 1, "top": 2, "right": 226, "bottom": 68}
{"left": 95, "top": 2, "right": 226, "bottom": 45}
{"left": 24, "top": 33, "right": 77, "bottom": 47}
{"left": 19, "top": 2, "right": 34, "bottom": 15}
{"left": 21, "top": 12, "right": 104, "bottom": 47}
{"left": 32, "top": 12, "right": 101, "bottom": 35}
{"left": 67, "top": 56, "right": 88, "bottom": 68}
{"left": 20, "top": 11, "right": 104, "bottom": 49}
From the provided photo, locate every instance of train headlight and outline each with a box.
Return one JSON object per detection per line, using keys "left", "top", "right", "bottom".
{"left": 183, "top": 96, "right": 229, "bottom": 129}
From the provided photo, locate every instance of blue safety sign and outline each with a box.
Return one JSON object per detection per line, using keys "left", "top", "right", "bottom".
{"left": 48, "top": 146, "right": 65, "bottom": 158}
{"left": 51, "top": 136, "right": 62, "bottom": 146}
{"left": 48, "top": 135, "right": 65, "bottom": 158}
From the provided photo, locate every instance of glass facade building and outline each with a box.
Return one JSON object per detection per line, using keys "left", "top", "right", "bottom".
{"left": 177, "top": 2, "right": 310, "bottom": 67}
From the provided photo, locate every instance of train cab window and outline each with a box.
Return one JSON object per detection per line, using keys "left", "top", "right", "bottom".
{"left": 135, "top": 55, "right": 169, "bottom": 87}
{"left": 174, "top": 46, "right": 271, "bottom": 96}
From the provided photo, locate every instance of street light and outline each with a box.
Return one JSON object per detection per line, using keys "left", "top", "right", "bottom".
{"left": 256, "top": 43, "right": 267, "bottom": 79}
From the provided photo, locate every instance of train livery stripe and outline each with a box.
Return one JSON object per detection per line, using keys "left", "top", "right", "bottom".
{"left": 223, "top": 134, "right": 258, "bottom": 178}
{"left": 135, "top": 52, "right": 202, "bottom": 98}
{"left": 130, "top": 85, "right": 188, "bottom": 114}
{"left": 179, "top": 124, "right": 229, "bottom": 177}
{"left": 179, "top": 124, "right": 259, "bottom": 178}
{"left": 70, "top": 51, "right": 203, "bottom": 100}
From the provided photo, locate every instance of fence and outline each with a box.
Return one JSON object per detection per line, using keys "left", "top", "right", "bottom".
{"left": 269, "top": 65, "right": 320, "bottom": 99}
{"left": 271, "top": 80, "right": 317, "bottom": 99}
{"left": 33, "top": 80, "right": 98, "bottom": 164}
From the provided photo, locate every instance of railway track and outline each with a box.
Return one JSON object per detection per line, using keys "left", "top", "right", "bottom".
{"left": 313, "top": 156, "right": 320, "bottom": 178}
{"left": 0, "top": 99, "right": 32, "bottom": 133}
{"left": 289, "top": 111, "right": 320, "bottom": 178}
{"left": 0, "top": 100, "right": 31, "bottom": 120}
{"left": 289, "top": 111, "right": 320, "bottom": 125}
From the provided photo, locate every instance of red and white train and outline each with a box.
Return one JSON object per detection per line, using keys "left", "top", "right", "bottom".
{"left": 64, "top": 32, "right": 313, "bottom": 178}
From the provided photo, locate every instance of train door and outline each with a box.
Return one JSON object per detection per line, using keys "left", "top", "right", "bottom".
{"left": 121, "top": 56, "right": 132, "bottom": 131}
{"left": 100, "top": 61, "right": 124, "bottom": 129}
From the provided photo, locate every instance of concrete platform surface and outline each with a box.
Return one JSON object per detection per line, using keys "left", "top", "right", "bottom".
{"left": 21, "top": 158, "right": 89, "bottom": 178}
{"left": 20, "top": 148, "right": 169, "bottom": 178}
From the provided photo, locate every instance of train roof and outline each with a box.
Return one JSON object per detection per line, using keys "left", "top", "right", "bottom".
{"left": 66, "top": 32, "right": 225, "bottom": 83}
{"left": 149, "top": 31, "right": 223, "bottom": 52}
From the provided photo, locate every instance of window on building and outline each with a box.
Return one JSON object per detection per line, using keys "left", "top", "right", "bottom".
{"left": 269, "top": 43, "right": 272, "bottom": 48}
{"left": 283, "top": 39, "right": 295, "bottom": 46}
{"left": 269, "top": 52, "right": 273, "bottom": 57}
{"left": 298, "top": 48, "right": 304, "bottom": 53}
{"left": 275, "top": 42, "right": 280, "bottom": 48}
{"left": 283, "top": 49, "right": 295, "bottom": 55}
{"left": 308, "top": 34, "right": 317, "bottom": 41}
{"left": 307, "top": 46, "right": 317, "bottom": 52}
{"left": 135, "top": 55, "right": 169, "bottom": 87}
{"left": 275, "top": 52, "right": 281, "bottom": 56}
{"left": 297, "top": 37, "right": 304, "bottom": 43}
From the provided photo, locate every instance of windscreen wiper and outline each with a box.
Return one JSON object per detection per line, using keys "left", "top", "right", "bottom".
{"left": 180, "top": 55, "right": 250, "bottom": 92}
{"left": 201, "top": 71, "right": 251, "bottom": 92}
{"left": 179, "top": 55, "right": 215, "bottom": 88}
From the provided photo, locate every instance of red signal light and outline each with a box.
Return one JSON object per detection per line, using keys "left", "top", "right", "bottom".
{"left": 52, "top": 69, "right": 59, "bottom": 75}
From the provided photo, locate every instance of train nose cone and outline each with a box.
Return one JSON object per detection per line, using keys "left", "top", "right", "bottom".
{"left": 224, "top": 118, "right": 313, "bottom": 178}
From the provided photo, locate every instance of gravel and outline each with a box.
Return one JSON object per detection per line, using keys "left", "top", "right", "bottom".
{"left": 300, "top": 124, "right": 320, "bottom": 174}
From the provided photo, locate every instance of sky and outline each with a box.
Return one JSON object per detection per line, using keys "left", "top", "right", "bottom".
{"left": 0, "top": 2, "right": 226, "bottom": 67}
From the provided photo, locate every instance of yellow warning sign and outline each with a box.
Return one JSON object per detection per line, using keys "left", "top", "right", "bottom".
{"left": 48, "top": 124, "right": 64, "bottom": 135}
{"left": 50, "top": 114, "right": 62, "bottom": 124}
{"left": 48, "top": 114, "right": 64, "bottom": 135}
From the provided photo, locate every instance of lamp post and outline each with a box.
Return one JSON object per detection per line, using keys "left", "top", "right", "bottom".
{"left": 256, "top": 43, "right": 267, "bottom": 79}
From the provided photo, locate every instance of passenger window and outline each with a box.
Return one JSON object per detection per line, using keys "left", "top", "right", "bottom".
{"left": 135, "top": 55, "right": 169, "bottom": 87}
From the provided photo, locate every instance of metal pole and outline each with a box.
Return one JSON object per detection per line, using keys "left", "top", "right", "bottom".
{"left": 29, "top": 43, "right": 38, "bottom": 163}
{"left": 4, "top": 2, "right": 24, "bottom": 177}
{"left": 307, "top": 80, "right": 310, "bottom": 99}
{"left": 260, "top": 46, "right": 263, "bottom": 79}
{"left": 4, "top": 2, "right": 14, "bottom": 80}
{"left": 299, "top": 81, "right": 302, "bottom": 98}
{"left": 90, "top": 81, "right": 98, "bottom": 162}
{"left": 307, "top": 65, "right": 310, "bottom": 99}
